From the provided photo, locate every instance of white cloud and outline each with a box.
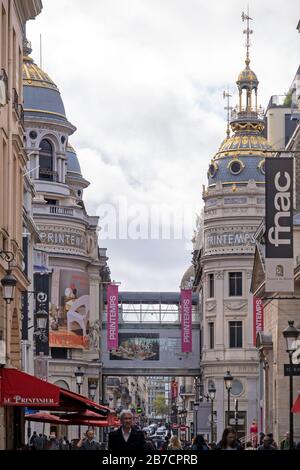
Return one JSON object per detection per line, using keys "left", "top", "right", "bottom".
{"left": 26, "top": 0, "right": 299, "bottom": 289}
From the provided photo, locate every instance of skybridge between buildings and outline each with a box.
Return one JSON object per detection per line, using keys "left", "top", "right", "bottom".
{"left": 102, "top": 292, "right": 201, "bottom": 377}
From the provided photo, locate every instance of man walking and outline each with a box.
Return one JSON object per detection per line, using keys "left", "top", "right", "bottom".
{"left": 280, "top": 432, "right": 295, "bottom": 450}
{"left": 108, "top": 410, "right": 146, "bottom": 451}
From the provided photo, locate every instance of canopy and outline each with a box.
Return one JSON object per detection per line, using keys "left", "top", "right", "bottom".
{"left": 292, "top": 394, "right": 300, "bottom": 413}
{"left": 25, "top": 412, "right": 120, "bottom": 428}
{"left": 0, "top": 368, "right": 112, "bottom": 417}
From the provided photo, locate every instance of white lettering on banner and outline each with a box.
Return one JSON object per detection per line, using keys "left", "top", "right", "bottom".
{"left": 109, "top": 295, "right": 117, "bottom": 340}
{"left": 8, "top": 395, "right": 55, "bottom": 404}
{"left": 268, "top": 171, "right": 291, "bottom": 247}
{"left": 182, "top": 299, "right": 191, "bottom": 343}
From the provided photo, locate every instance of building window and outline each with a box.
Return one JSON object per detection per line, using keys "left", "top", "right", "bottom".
{"left": 208, "top": 322, "right": 214, "bottom": 349}
{"left": 39, "top": 139, "right": 55, "bottom": 180}
{"left": 208, "top": 273, "right": 214, "bottom": 298}
{"left": 229, "top": 272, "right": 242, "bottom": 296}
{"left": 51, "top": 348, "right": 68, "bottom": 359}
{"left": 229, "top": 321, "right": 243, "bottom": 348}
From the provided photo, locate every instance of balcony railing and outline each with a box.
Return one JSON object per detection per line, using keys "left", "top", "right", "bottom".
{"left": 39, "top": 169, "right": 58, "bottom": 181}
{"left": 231, "top": 106, "right": 264, "bottom": 121}
{"left": 49, "top": 206, "right": 74, "bottom": 216}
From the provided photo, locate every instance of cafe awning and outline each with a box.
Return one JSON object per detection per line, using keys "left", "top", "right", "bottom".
{"left": 292, "top": 394, "right": 300, "bottom": 413}
{"left": 25, "top": 411, "right": 120, "bottom": 428}
{"left": 0, "top": 368, "right": 111, "bottom": 416}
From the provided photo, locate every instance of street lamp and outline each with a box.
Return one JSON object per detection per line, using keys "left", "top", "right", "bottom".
{"left": 282, "top": 320, "right": 299, "bottom": 450}
{"left": 224, "top": 370, "right": 233, "bottom": 426}
{"left": 75, "top": 366, "right": 84, "bottom": 439}
{"left": 1, "top": 269, "right": 17, "bottom": 304}
{"left": 89, "top": 381, "right": 97, "bottom": 401}
{"left": 208, "top": 384, "right": 216, "bottom": 443}
{"left": 193, "top": 402, "right": 199, "bottom": 437}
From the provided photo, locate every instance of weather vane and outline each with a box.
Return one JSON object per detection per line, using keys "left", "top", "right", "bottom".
{"left": 223, "top": 88, "right": 232, "bottom": 138}
{"left": 242, "top": 6, "right": 253, "bottom": 65}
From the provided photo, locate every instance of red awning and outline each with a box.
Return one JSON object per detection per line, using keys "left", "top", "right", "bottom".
{"left": 0, "top": 368, "right": 112, "bottom": 417}
{"left": 292, "top": 394, "right": 300, "bottom": 413}
{"left": 0, "top": 368, "right": 60, "bottom": 407}
{"left": 24, "top": 412, "right": 69, "bottom": 424}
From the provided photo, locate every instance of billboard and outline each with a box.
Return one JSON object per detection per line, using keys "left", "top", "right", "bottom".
{"left": 49, "top": 269, "right": 90, "bottom": 349}
{"left": 265, "top": 157, "right": 294, "bottom": 292}
{"left": 102, "top": 326, "right": 200, "bottom": 371}
{"left": 109, "top": 333, "right": 159, "bottom": 361}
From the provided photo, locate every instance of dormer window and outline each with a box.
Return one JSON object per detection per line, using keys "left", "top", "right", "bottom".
{"left": 39, "top": 139, "right": 56, "bottom": 181}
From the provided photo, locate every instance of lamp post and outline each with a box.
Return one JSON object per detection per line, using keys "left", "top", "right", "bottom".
{"left": 224, "top": 370, "right": 233, "bottom": 427}
{"left": 1, "top": 269, "right": 17, "bottom": 304}
{"left": 1, "top": 251, "right": 17, "bottom": 364}
{"left": 208, "top": 384, "right": 216, "bottom": 443}
{"left": 193, "top": 402, "right": 199, "bottom": 437}
{"left": 89, "top": 381, "right": 97, "bottom": 401}
{"left": 75, "top": 367, "right": 84, "bottom": 439}
{"left": 282, "top": 321, "right": 299, "bottom": 450}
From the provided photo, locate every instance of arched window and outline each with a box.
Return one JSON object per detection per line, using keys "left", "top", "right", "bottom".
{"left": 39, "top": 139, "right": 55, "bottom": 180}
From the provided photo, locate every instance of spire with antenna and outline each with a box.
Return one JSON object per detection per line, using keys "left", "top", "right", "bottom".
{"left": 242, "top": 6, "right": 253, "bottom": 66}
{"left": 223, "top": 88, "right": 232, "bottom": 138}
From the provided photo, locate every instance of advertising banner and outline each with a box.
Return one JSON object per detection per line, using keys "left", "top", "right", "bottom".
{"left": 181, "top": 289, "right": 192, "bottom": 353}
{"left": 253, "top": 297, "right": 264, "bottom": 345}
{"left": 109, "top": 332, "right": 158, "bottom": 360}
{"left": 34, "top": 273, "right": 50, "bottom": 356}
{"left": 49, "top": 269, "right": 90, "bottom": 349}
{"left": 107, "top": 284, "right": 119, "bottom": 351}
{"left": 102, "top": 326, "right": 200, "bottom": 371}
{"left": 265, "top": 158, "right": 294, "bottom": 292}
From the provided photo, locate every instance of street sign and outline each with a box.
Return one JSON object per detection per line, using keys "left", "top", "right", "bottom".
{"left": 284, "top": 364, "right": 300, "bottom": 376}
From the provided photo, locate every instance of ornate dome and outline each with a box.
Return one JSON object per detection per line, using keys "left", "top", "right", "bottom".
{"left": 180, "top": 265, "right": 195, "bottom": 289}
{"left": 66, "top": 144, "right": 82, "bottom": 178}
{"left": 22, "top": 41, "right": 73, "bottom": 127}
{"left": 237, "top": 64, "right": 258, "bottom": 87}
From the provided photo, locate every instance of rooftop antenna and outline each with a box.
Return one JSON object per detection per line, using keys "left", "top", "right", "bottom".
{"left": 40, "top": 33, "right": 42, "bottom": 68}
{"left": 223, "top": 87, "right": 232, "bottom": 138}
{"left": 242, "top": 5, "right": 253, "bottom": 66}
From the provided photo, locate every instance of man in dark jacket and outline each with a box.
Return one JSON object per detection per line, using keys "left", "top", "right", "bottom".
{"left": 108, "top": 410, "right": 146, "bottom": 451}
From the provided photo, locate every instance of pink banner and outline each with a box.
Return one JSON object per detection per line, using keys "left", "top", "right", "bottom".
{"left": 181, "top": 289, "right": 192, "bottom": 353}
{"left": 253, "top": 297, "right": 264, "bottom": 346}
{"left": 107, "top": 284, "right": 118, "bottom": 350}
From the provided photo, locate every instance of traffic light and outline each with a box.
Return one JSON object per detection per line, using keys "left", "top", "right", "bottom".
{"left": 136, "top": 407, "right": 142, "bottom": 414}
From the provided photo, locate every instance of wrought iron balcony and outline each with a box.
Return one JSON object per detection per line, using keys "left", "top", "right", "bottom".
{"left": 39, "top": 169, "right": 58, "bottom": 182}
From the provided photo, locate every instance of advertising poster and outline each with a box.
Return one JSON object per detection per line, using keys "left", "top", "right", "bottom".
{"left": 49, "top": 269, "right": 90, "bottom": 349}
{"left": 109, "top": 333, "right": 159, "bottom": 361}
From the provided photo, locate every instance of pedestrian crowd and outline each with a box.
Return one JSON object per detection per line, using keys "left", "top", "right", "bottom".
{"left": 25, "top": 411, "right": 300, "bottom": 451}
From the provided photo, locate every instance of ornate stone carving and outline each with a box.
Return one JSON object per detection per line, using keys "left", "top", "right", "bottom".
{"left": 224, "top": 301, "right": 247, "bottom": 311}
{"left": 215, "top": 271, "right": 224, "bottom": 280}
{"left": 88, "top": 320, "right": 100, "bottom": 350}
{"left": 206, "top": 301, "right": 216, "bottom": 311}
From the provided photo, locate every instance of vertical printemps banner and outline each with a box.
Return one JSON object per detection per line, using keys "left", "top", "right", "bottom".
{"left": 107, "top": 284, "right": 118, "bottom": 350}
{"left": 181, "top": 289, "right": 192, "bottom": 353}
{"left": 265, "top": 157, "right": 294, "bottom": 292}
{"left": 253, "top": 297, "right": 264, "bottom": 346}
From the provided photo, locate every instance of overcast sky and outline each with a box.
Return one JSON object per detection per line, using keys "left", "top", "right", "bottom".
{"left": 27, "top": 0, "right": 299, "bottom": 291}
